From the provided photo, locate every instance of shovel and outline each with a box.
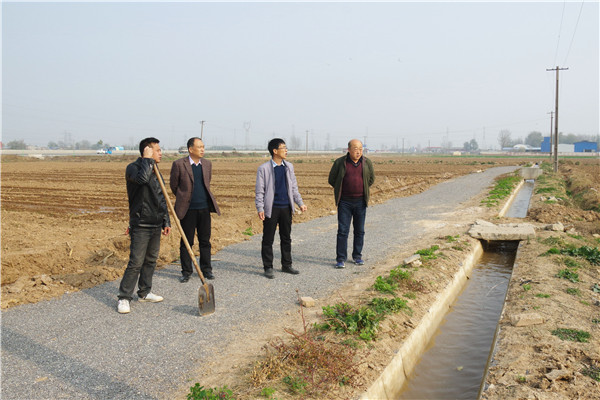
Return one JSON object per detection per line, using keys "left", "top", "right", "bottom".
{"left": 153, "top": 163, "right": 215, "bottom": 316}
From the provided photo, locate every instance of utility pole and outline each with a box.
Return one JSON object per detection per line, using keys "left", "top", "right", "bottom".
{"left": 305, "top": 130, "right": 309, "bottom": 155}
{"left": 243, "top": 121, "right": 251, "bottom": 150}
{"left": 546, "top": 66, "right": 568, "bottom": 172}
{"left": 547, "top": 111, "right": 554, "bottom": 162}
{"left": 482, "top": 127, "right": 486, "bottom": 150}
{"left": 199, "top": 120, "right": 205, "bottom": 140}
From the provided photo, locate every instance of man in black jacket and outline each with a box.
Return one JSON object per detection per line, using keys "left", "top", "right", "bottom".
{"left": 117, "top": 137, "right": 171, "bottom": 314}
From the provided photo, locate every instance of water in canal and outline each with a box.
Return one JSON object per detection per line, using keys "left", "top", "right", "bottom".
{"left": 397, "top": 241, "right": 518, "bottom": 399}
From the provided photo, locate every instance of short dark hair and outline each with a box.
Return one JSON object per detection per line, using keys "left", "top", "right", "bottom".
{"left": 139, "top": 137, "right": 160, "bottom": 156}
{"left": 187, "top": 137, "right": 202, "bottom": 150}
{"left": 268, "top": 138, "right": 286, "bottom": 156}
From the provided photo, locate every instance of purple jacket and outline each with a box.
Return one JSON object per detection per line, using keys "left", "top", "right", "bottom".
{"left": 255, "top": 160, "right": 304, "bottom": 219}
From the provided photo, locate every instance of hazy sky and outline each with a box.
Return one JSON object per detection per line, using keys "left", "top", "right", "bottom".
{"left": 2, "top": 1, "right": 599, "bottom": 150}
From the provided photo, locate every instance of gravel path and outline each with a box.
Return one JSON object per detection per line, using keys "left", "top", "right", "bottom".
{"left": 1, "top": 166, "right": 517, "bottom": 400}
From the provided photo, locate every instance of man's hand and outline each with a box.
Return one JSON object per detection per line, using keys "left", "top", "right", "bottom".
{"left": 300, "top": 205, "right": 307, "bottom": 212}
{"left": 162, "top": 227, "right": 171, "bottom": 235}
{"left": 258, "top": 211, "right": 265, "bottom": 221}
{"left": 142, "top": 146, "right": 153, "bottom": 158}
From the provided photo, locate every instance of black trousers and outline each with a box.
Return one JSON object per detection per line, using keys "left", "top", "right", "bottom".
{"left": 261, "top": 206, "right": 292, "bottom": 269}
{"left": 180, "top": 208, "right": 212, "bottom": 277}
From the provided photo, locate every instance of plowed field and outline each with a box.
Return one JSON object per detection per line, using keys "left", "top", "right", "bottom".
{"left": 1, "top": 153, "right": 528, "bottom": 308}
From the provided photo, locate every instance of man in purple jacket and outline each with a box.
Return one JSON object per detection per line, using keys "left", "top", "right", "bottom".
{"left": 255, "top": 138, "right": 307, "bottom": 279}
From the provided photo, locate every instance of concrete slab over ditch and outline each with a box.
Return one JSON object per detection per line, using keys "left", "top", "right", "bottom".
{"left": 467, "top": 220, "right": 536, "bottom": 241}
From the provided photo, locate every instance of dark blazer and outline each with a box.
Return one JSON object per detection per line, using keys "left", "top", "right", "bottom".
{"left": 169, "top": 156, "right": 221, "bottom": 220}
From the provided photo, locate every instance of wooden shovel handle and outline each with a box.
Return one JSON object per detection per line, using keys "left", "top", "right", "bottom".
{"left": 153, "top": 163, "right": 207, "bottom": 285}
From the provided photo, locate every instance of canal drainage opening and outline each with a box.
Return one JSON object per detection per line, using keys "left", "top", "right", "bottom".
{"left": 397, "top": 240, "right": 520, "bottom": 400}
{"left": 481, "top": 239, "right": 520, "bottom": 253}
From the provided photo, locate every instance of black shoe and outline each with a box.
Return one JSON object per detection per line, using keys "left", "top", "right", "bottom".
{"left": 282, "top": 266, "right": 300, "bottom": 275}
{"left": 179, "top": 275, "right": 190, "bottom": 283}
{"left": 264, "top": 268, "right": 275, "bottom": 279}
{"left": 204, "top": 271, "right": 215, "bottom": 280}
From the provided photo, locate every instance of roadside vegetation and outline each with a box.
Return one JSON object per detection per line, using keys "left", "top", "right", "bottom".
{"left": 180, "top": 158, "right": 599, "bottom": 400}
{"left": 186, "top": 240, "right": 467, "bottom": 399}
{"left": 481, "top": 173, "right": 522, "bottom": 207}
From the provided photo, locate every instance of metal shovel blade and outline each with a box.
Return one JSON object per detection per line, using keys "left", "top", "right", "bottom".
{"left": 198, "top": 283, "right": 215, "bottom": 316}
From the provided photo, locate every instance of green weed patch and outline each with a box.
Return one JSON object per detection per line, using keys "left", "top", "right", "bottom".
{"left": 481, "top": 174, "right": 522, "bottom": 207}
{"left": 187, "top": 384, "right": 234, "bottom": 400}
{"left": 542, "top": 241, "right": 600, "bottom": 266}
{"left": 373, "top": 276, "right": 397, "bottom": 294}
{"left": 551, "top": 328, "right": 590, "bottom": 343}
{"left": 562, "top": 246, "right": 600, "bottom": 265}
{"left": 317, "top": 303, "right": 382, "bottom": 341}
{"left": 561, "top": 257, "right": 580, "bottom": 268}
{"left": 317, "top": 296, "right": 412, "bottom": 342}
{"left": 444, "top": 235, "right": 459, "bottom": 243}
{"left": 536, "top": 186, "right": 559, "bottom": 194}
{"left": 369, "top": 297, "right": 412, "bottom": 316}
{"left": 540, "top": 236, "right": 568, "bottom": 247}
{"left": 556, "top": 268, "right": 580, "bottom": 283}
{"left": 582, "top": 365, "right": 600, "bottom": 382}
{"left": 415, "top": 245, "right": 439, "bottom": 260}
{"left": 282, "top": 375, "right": 307, "bottom": 394}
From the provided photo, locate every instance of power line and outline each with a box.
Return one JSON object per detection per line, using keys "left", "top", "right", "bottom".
{"left": 563, "top": 0, "right": 585, "bottom": 65}
{"left": 553, "top": 0, "right": 567, "bottom": 66}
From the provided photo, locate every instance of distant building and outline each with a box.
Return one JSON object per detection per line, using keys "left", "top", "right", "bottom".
{"left": 541, "top": 137, "right": 595, "bottom": 153}
{"left": 574, "top": 141, "right": 597, "bottom": 153}
{"left": 505, "top": 144, "right": 541, "bottom": 152}
{"left": 541, "top": 137, "right": 551, "bottom": 153}
{"left": 558, "top": 144, "right": 574, "bottom": 153}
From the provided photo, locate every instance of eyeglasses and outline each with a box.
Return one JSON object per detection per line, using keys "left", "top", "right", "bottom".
{"left": 276, "top": 146, "right": 288, "bottom": 150}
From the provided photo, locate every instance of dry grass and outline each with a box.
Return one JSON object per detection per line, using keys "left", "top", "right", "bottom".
{"left": 249, "top": 292, "right": 365, "bottom": 398}
{"left": 566, "top": 174, "right": 600, "bottom": 212}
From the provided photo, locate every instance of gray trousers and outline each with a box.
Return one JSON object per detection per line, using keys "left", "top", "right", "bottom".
{"left": 118, "top": 226, "right": 162, "bottom": 301}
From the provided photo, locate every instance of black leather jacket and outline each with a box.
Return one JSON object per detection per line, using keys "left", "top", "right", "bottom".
{"left": 125, "top": 157, "right": 171, "bottom": 229}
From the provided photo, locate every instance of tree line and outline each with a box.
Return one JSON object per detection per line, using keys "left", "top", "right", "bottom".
{"left": 2, "top": 139, "right": 133, "bottom": 150}
{"left": 497, "top": 130, "right": 600, "bottom": 149}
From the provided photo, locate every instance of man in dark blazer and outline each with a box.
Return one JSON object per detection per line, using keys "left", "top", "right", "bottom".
{"left": 170, "top": 137, "right": 220, "bottom": 282}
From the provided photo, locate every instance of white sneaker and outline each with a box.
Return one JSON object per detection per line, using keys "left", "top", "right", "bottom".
{"left": 117, "top": 299, "right": 130, "bottom": 314}
{"left": 139, "top": 293, "right": 163, "bottom": 303}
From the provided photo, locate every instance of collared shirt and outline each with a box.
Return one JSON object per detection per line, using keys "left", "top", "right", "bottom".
{"left": 188, "top": 156, "right": 202, "bottom": 166}
{"left": 270, "top": 159, "right": 285, "bottom": 168}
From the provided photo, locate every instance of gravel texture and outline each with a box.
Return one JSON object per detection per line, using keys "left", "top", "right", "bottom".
{"left": 0, "top": 166, "right": 517, "bottom": 400}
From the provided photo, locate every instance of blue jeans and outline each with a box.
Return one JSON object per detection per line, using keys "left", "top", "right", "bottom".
{"left": 336, "top": 198, "right": 366, "bottom": 263}
{"left": 118, "top": 226, "right": 162, "bottom": 301}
